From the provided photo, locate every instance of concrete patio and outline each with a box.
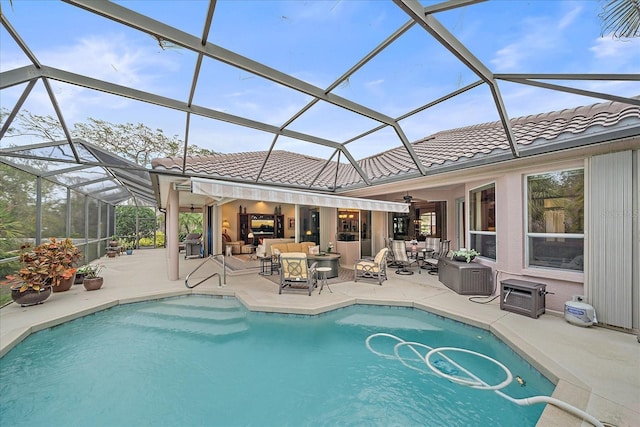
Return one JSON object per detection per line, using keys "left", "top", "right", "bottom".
{"left": 1, "top": 248, "right": 638, "bottom": 427}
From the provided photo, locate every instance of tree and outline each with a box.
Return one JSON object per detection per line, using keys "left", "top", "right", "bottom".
{"left": 178, "top": 213, "right": 202, "bottom": 240}
{"left": 1, "top": 109, "right": 215, "bottom": 167}
{"left": 600, "top": 0, "right": 640, "bottom": 38}
{"left": 115, "top": 206, "right": 157, "bottom": 239}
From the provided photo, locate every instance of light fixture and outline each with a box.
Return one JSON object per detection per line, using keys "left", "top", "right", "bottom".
{"left": 222, "top": 219, "right": 230, "bottom": 233}
{"left": 305, "top": 230, "right": 312, "bottom": 235}
{"left": 247, "top": 232, "right": 254, "bottom": 243}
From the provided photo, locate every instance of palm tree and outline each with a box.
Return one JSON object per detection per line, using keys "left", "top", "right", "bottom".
{"left": 599, "top": 0, "right": 640, "bottom": 38}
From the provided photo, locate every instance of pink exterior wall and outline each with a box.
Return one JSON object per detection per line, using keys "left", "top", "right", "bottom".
{"left": 461, "top": 158, "right": 586, "bottom": 313}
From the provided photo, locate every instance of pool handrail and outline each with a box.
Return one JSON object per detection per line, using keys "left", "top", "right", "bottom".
{"left": 185, "top": 254, "right": 226, "bottom": 288}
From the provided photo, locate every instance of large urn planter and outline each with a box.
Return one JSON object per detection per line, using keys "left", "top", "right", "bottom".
{"left": 83, "top": 277, "right": 104, "bottom": 291}
{"left": 11, "top": 285, "right": 52, "bottom": 306}
{"left": 52, "top": 275, "right": 75, "bottom": 293}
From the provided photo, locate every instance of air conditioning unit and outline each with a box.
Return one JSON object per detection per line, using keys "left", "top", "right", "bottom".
{"left": 500, "top": 279, "right": 546, "bottom": 319}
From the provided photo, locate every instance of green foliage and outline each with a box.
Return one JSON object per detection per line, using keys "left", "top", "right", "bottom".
{"left": 0, "top": 291, "right": 12, "bottom": 307}
{"left": 451, "top": 248, "right": 480, "bottom": 263}
{"left": 115, "top": 206, "right": 157, "bottom": 239}
{"left": 0, "top": 164, "right": 36, "bottom": 250}
{"left": 179, "top": 213, "right": 202, "bottom": 236}
{"left": 77, "top": 263, "right": 104, "bottom": 278}
{"left": 139, "top": 231, "right": 165, "bottom": 247}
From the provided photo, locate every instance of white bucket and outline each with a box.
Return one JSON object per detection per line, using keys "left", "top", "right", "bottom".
{"left": 564, "top": 296, "right": 597, "bottom": 327}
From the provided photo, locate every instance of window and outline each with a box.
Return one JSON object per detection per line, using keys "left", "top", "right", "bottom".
{"left": 526, "top": 169, "right": 584, "bottom": 271}
{"left": 469, "top": 183, "right": 496, "bottom": 260}
{"left": 419, "top": 212, "right": 436, "bottom": 236}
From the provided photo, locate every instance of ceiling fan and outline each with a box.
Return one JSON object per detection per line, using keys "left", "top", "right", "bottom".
{"left": 403, "top": 194, "right": 413, "bottom": 204}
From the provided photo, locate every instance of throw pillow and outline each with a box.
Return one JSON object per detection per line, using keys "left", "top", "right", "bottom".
{"left": 309, "top": 245, "right": 320, "bottom": 255}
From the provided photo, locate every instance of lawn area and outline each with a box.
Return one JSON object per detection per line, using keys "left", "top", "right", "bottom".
{"left": 0, "top": 281, "right": 12, "bottom": 306}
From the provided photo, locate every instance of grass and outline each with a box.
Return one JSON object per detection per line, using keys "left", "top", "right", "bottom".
{"left": 0, "top": 282, "right": 12, "bottom": 306}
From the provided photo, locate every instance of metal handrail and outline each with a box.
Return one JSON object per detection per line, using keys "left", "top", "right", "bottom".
{"left": 185, "top": 254, "right": 226, "bottom": 289}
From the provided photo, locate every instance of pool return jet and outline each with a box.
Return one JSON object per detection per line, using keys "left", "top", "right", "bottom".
{"left": 366, "top": 333, "right": 605, "bottom": 427}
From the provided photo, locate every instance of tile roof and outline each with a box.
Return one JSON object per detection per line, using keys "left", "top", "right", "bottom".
{"left": 152, "top": 98, "right": 640, "bottom": 191}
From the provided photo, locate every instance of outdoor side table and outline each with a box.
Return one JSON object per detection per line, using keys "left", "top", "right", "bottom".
{"left": 317, "top": 267, "right": 333, "bottom": 294}
{"left": 258, "top": 256, "right": 274, "bottom": 275}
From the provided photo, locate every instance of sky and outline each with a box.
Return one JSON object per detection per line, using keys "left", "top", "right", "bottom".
{"left": 1, "top": 0, "right": 639, "bottom": 161}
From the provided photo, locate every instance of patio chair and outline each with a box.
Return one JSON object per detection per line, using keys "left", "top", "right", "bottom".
{"left": 279, "top": 252, "right": 318, "bottom": 296}
{"left": 384, "top": 238, "right": 398, "bottom": 267}
{"left": 354, "top": 247, "right": 389, "bottom": 285}
{"left": 390, "top": 240, "right": 416, "bottom": 275}
{"left": 423, "top": 240, "right": 451, "bottom": 275}
{"left": 419, "top": 237, "right": 440, "bottom": 273}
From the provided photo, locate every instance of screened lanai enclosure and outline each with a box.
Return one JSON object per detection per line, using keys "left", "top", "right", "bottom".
{"left": 1, "top": 1, "right": 638, "bottom": 312}
{"left": 0, "top": 139, "right": 159, "bottom": 285}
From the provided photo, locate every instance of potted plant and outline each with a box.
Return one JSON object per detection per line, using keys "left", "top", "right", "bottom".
{"left": 451, "top": 248, "right": 480, "bottom": 263}
{"left": 108, "top": 235, "right": 119, "bottom": 247}
{"left": 6, "top": 237, "right": 81, "bottom": 305}
{"left": 123, "top": 239, "right": 134, "bottom": 255}
{"left": 326, "top": 242, "right": 334, "bottom": 253}
{"left": 78, "top": 264, "right": 104, "bottom": 291}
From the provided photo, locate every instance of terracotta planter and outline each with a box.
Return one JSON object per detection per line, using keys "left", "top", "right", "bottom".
{"left": 107, "top": 251, "right": 117, "bottom": 258}
{"left": 11, "top": 285, "right": 52, "bottom": 306}
{"left": 83, "top": 277, "right": 104, "bottom": 291}
{"left": 52, "top": 275, "right": 75, "bottom": 293}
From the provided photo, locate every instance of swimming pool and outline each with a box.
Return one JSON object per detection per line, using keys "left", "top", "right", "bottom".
{"left": 0, "top": 295, "right": 554, "bottom": 426}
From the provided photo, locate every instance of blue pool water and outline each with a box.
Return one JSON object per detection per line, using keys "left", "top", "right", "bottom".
{"left": 0, "top": 295, "right": 554, "bottom": 426}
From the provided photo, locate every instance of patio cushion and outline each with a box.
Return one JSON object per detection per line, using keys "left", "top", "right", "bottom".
{"left": 271, "top": 242, "right": 316, "bottom": 255}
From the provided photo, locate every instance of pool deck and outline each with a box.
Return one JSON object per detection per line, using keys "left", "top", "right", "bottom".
{"left": 1, "top": 249, "right": 638, "bottom": 427}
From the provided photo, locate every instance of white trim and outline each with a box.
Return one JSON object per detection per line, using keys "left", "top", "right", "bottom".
{"left": 191, "top": 177, "right": 409, "bottom": 213}
{"left": 469, "top": 182, "right": 497, "bottom": 260}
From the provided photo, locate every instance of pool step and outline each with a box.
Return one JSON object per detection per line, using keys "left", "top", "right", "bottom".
{"left": 120, "top": 296, "right": 248, "bottom": 338}
{"left": 336, "top": 313, "right": 443, "bottom": 331}
{"left": 122, "top": 314, "right": 249, "bottom": 338}
{"left": 161, "top": 296, "right": 244, "bottom": 311}
{"left": 137, "top": 305, "right": 246, "bottom": 323}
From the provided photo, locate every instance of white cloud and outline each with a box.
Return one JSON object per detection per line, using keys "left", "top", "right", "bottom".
{"left": 557, "top": 5, "right": 582, "bottom": 30}
{"left": 590, "top": 35, "right": 640, "bottom": 60}
{"left": 490, "top": 5, "right": 584, "bottom": 72}
{"left": 365, "top": 79, "right": 384, "bottom": 88}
